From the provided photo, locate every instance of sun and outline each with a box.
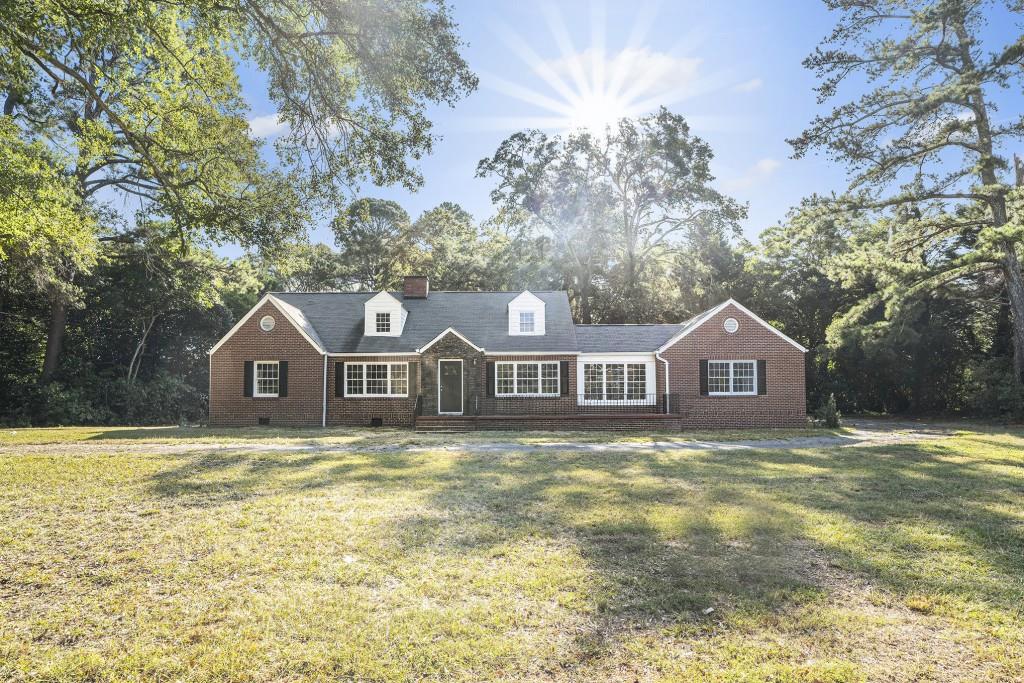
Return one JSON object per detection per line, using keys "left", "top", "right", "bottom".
{"left": 478, "top": 2, "right": 711, "bottom": 135}
{"left": 565, "top": 92, "right": 633, "bottom": 134}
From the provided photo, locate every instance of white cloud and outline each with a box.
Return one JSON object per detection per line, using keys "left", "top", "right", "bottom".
{"left": 248, "top": 113, "right": 287, "bottom": 138}
{"left": 722, "top": 158, "right": 781, "bottom": 192}
{"left": 733, "top": 78, "right": 763, "bottom": 93}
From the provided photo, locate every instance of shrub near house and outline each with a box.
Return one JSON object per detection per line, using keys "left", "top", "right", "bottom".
{"left": 209, "top": 276, "right": 806, "bottom": 429}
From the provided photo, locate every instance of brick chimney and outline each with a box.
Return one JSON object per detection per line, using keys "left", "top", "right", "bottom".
{"left": 402, "top": 275, "right": 429, "bottom": 299}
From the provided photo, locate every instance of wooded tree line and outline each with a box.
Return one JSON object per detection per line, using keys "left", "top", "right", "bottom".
{"left": 2, "top": 0, "right": 1023, "bottom": 424}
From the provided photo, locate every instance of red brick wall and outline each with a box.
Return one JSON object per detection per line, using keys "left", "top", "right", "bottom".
{"left": 209, "top": 300, "right": 325, "bottom": 426}
{"left": 481, "top": 354, "right": 579, "bottom": 415}
{"left": 327, "top": 356, "right": 419, "bottom": 427}
{"left": 661, "top": 303, "right": 807, "bottom": 428}
{"left": 419, "top": 415, "right": 683, "bottom": 431}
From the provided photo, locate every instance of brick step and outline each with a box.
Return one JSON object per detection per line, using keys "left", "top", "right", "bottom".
{"left": 414, "top": 417, "right": 477, "bottom": 433}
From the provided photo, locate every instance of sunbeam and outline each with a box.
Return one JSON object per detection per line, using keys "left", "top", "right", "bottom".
{"left": 478, "top": 1, "right": 723, "bottom": 134}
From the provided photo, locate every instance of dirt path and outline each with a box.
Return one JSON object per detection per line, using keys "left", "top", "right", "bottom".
{"left": 0, "top": 419, "right": 958, "bottom": 456}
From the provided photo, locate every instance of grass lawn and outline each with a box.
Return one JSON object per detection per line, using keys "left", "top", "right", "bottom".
{"left": 0, "top": 424, "right": 843, "bottom": 446}
{"left": 1, "top": 428, "right": 1022, "bottom": 681}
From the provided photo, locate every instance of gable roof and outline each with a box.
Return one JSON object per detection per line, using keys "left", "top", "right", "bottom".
{"left": 508, "top": 290, "right": 545, "bottom": 308}
{"left": 270, "top": 290, "right": 578, "bottom": 354}
{"left": 656, "top": 299, "right": 808, "bottom": 353}
{"left": 416, "top": 327, "right": 485, "bottom": 353}
{"left": 209, "top": 294, "right": 326, "bottom": 355}
{"left": 574, "top": 324, "right": 682, "bottom": 353}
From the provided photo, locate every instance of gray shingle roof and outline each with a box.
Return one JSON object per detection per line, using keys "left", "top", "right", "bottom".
{"left": 574, "top": 324, "right": 683, "bottom": 352}
{"left": 270, "top": 290, "right": 579, "bottom": 354}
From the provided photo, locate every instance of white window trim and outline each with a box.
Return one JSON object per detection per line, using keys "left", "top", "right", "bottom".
{"left": 578, "top": 360, "right": 654, "bottom": 405}
{"left": 518, "top": 311, "right": 535, "bottom": 334}
{"left": 344, "top": 362, "right": 409, "bottom": 397}
{"left": 375, "top": 311, "right": 392, "bottom": 334}
{"left": 707, "top": 360, "right": 758, "bottom": 396}
{"left": 253, "top": 360, "right": 280, "bottom": 398}
{"left": 494, "top": 361, "right": 560, "bottom": 397}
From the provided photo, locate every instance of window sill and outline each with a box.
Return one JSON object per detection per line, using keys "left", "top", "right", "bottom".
{"left": 707, "top": 393, "right": 759, "bottom": 397}
{"left": 493, "top": 394, "right": 563, "bottom": 399}
{"left": 342, "top": 394, "right": 410, "bottom": 399}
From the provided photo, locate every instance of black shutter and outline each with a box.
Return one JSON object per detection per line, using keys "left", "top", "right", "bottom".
{"left": 408, "top": 361, "right": 418, "bottom": 396}
{"left": 757, "top": 360, "right": 767, "bottom": 395}
{"left": 244, "top": 361, "right": 254, "bottom": 397}
{"left": 278, "top": 361, "right": 288, "bottom": 397}
{"left": 699, "top": 360, "right": 709, "bottom": 396}
{"left": 486, "top": 361, "right": 495, "bottom": 397}
{"left": 335, "top": 362, "right": 344, "bottom": 397}
{"left": 560, "top": 360, "right": 570, "bottom": 396}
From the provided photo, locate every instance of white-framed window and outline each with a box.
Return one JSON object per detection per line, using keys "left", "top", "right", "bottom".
{"left": 495, "top": 361, "right": 559, "bottom": 396}
{"left": 519, "top": 311, "right": 535, "bottom": 334}
{"left": 582, "top": 362, "right": 648, "bottom": 402}
{"left": 375, "top": 312, "right": 391, "bottom": 334}
{"left": 708, "top": 360, "right": 757, "bottom": 396}
{"left": 345, "top": 362, "right": 408, "bottom": 396}
{"left": 259, "top": 315, "right": 275, "bottom": 332}
{"left": 254, "top": 361, "right": 280, "bottom": 397}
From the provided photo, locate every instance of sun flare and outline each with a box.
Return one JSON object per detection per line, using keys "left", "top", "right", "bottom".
{"left": 479, "top": 3, "right": 717, "bottom": 135}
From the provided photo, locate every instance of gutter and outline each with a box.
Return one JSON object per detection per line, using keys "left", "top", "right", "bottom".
{"left": 656, "top": 351, "right": 670, "bottom": 414}
{"left": 321, "top": 353, "right": 328, "bottom": 428}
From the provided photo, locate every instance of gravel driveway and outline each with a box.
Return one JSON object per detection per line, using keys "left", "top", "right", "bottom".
{"left": 0, "top": 418, "right": 959, "bottom": 455}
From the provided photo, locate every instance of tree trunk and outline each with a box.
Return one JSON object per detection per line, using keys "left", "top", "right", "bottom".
{"left": 578, "top": 270, "right": 593, "bottom": 324}
{"left": 1001, "top": 245, "right": 1024, "bottom": 384}
{"left": 127, "top": 315, "right": 157, "bottom": 383}
{"left": 39, "top": 298, "right": 67, "bottom": 384}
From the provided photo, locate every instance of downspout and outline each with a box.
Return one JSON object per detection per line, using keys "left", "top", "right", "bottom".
{"left": 321, "top": 353, "right": 328, "bottom": 428}
{"left": 656, "top": 351, "right": 670, "bottom": 414}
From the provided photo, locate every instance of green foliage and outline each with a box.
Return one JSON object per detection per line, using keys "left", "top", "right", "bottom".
{"left": 790, "top": 0, "right": 1024, "bottom": 386}
{"left": 0, "top": 116, "right": 97, "bottom": 301}
{"left": 0, "top": 0, "right": 476, "bottom": 386}
{"left": 816, "top": 393, "right": 841, "bottom": 428}
{"left": 333, "top": 198, "right": 417, "bottom": 290}
{"left": 478, "top": 107, "right": 746, "bottom": 323}
{"left": 963, "top": 357, "right": 1024, "bottom": 419}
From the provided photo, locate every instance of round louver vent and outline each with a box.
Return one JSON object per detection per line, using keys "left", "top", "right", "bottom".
{"left": 260, "top": 315, "right": 276, "bottom": 332}
{"left": 723, "top": 317, "right": 739, "bottom": 334}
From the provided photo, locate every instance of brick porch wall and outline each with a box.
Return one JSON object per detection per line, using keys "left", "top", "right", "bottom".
{"left": 419, "top": 334, "right": 484, "bottom": 416}
{"left": 480, "top": 354, "right": 579, "bottom": 414}
{"left": 663, "top": 303, "right": 807, "bottom": 428}
{"left": 209, "top": 300, "right": 324, "bottom": 427}
{"left": 326, "top": 356, "right": 420, "bottom": 427}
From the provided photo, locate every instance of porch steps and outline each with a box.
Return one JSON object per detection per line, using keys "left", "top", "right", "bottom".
{"left": 414, "top": 417, "right": 477, "bottom": 433}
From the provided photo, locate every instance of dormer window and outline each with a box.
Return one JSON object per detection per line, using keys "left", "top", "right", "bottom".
{"left": 508, "top": 290, "right": 545, "bottom": 336}
{"left": 364, "top": 291, "right": 406, "bottom": 337}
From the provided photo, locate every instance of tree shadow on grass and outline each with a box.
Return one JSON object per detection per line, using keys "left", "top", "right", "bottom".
{"left": 143, "top": 434, "right": 1024, "bottom": 664}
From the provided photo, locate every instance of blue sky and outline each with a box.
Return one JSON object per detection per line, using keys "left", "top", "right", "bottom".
{"left": 235, "top": 0, "right": 1009, "bottom": 251}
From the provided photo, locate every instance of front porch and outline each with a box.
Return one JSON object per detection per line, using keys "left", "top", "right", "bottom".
{"left": 414, "top": 392, "right": 682, "bottom": 431}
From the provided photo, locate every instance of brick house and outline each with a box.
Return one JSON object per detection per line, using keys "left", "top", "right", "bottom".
{"left": 208, "top": 276, "right": 807, "bottom": 430}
